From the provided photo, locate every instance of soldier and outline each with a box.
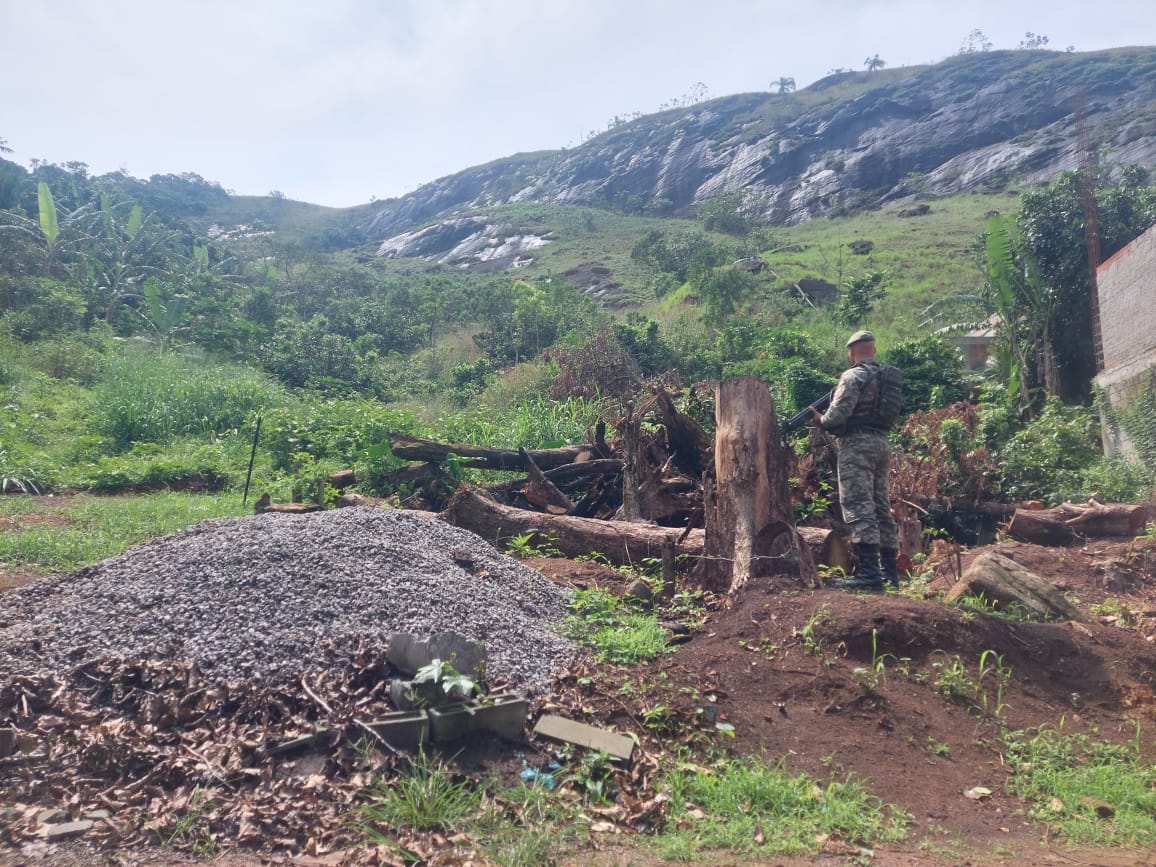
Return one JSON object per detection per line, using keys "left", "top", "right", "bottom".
{"left": 810, "top": 331, "right": 903, "bottom": 590}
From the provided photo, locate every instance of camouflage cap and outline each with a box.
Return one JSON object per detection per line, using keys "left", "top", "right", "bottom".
{"left": 845, "top": 330, "right": 876, "bottom": 347}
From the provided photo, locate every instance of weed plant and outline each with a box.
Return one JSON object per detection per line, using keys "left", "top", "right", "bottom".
{"left": 1005, "top": 725, "right": 1156, "bottom": 847}
{"left": 930, "top": 650, "right": 1011, "bottom": 719}
{"left": 360, "top": 750, "right": 482, "bottom": 835}
{"left": 655, "top": 755, "right": 909, "bottom": 858}
{"left": 563, "top": 587, "right": 671, "bottom": 664}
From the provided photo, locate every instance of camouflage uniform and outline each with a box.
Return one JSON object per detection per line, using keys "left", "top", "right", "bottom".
{"left": 818, "top": 361, "right": 899, "bottom": 549}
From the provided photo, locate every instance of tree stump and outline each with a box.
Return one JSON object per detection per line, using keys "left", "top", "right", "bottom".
{"left": 698, "top": 377, "right": 817, "bottom": 594}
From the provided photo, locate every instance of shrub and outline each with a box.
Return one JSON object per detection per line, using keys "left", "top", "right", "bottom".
{"left": 995, "top": 400, "right": 1101, "bottom": 503}
{"left": 884, "top": 336, "right": 969, "bottom": 413}
{"left": 260, "top": 397, "right": 414, "bottom": 479}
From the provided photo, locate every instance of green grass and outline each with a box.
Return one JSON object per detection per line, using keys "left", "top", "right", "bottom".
{"left": 358, "top": 751, "right": 587, "bottom": 865}
{"left": 360, "top": 750, "right": 482, "bottom": 835}
{"left": 654, "top": 755, "right": 910, "bottom": 859}
{"left": 95, "top": 347, "right": 287, "bottom": 449}
{"left": 563, "top": 587, "right": 672, "bottom": 664}
{"left": 1005, "top": 726, "right": 1156, "bottom": 847}
{"left": 0, "top": 492, "right": 248, "bottom": 573}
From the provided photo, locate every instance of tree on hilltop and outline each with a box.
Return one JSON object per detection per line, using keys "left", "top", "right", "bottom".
{"left": 959, "top": 29, "right": 993, "bottom": 54}
{"left": 864, "top": 54, "right": 886, "bottom": 72}
{"left": 773, "top": 76, "right": 796, "bottom": 94}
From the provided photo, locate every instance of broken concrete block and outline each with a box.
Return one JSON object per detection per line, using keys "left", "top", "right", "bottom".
{"left": 83, "top": 809, "right": 112, "bottom": 820}
{"left": 37, "top": 820, "right": 94, "bottom": 839}
{"left": 387, "top": 631, "right": 486, "bottom": 680}
{"left": 36, "top": 808, "right": 68, "bottom": 825}
{"left": 533, "top": 714, "right": 635, "bottom": 761}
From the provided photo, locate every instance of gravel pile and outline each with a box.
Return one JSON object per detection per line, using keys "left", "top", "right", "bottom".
{"left": 0, "top": 508, "right": 576, "bottom": 692}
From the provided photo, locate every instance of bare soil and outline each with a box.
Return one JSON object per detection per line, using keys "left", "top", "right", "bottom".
{"left": 535, "top": 536, "right": 1156, "bottom": 865}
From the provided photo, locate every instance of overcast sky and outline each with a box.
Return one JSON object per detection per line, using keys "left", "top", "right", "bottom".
{"left": 2, "top": 1, "right": 1153, "bottom": 208}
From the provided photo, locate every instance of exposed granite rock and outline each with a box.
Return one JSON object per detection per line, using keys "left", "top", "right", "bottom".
{"left": 360, "top": 48, "right": 1156, "bottom": 240}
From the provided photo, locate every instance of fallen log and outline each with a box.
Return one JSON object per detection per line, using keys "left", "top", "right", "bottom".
{"left": 441, "top": 486, "right": 704, "bottom": 566}
{"left": 945, "top": 550, "right": 1088, "bottom": 622}
{"left": 253, "top": 493, "right": 323, "bottom": 515}
{"left": 1007, "top": 501, "right": 1149, "bottom": 545}
{"left": 389, "top": 433, "right": 592, "bottom": 471}
{"left": 1006, "top": 509, "right": 1075, "bottom": 546}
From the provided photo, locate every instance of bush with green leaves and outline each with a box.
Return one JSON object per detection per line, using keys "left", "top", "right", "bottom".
{"left": 883, "top": 336, "right": 969, "bottom": 413}
{"left": 994, "top": 399, "right": 1102, "bottom": 503}
{"left": 261, "top": 398, "right": 413, "bottom": 474}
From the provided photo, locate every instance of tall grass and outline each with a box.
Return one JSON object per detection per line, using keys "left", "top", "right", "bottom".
{"left": 94, "top": 347, "right": 287, "bottom": 449}
{"left": 432, "top": 395, "right": 606, "bottom": 449}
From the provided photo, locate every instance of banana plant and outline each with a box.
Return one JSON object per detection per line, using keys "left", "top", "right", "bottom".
{"left": 984, "top": 214, "right": 1054, "bottom": 408}
{"left": 137, "top": 278, "right": 190, "bottom": 351}
{"left": 0, "top": 181, "right": 94, "bottom": 277}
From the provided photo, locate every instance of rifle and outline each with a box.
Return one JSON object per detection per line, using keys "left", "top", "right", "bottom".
{"left": 780, "top": 389, "right": 833, "bottom": 443}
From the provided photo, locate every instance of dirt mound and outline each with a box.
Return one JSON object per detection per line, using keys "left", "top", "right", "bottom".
{"left": 557, "top": 535, "right": 1156, "bottom": 863}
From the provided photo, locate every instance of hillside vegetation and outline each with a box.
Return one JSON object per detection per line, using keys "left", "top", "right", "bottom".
{"left": 2, "top": 47, "right": 1156, "bottom": 569}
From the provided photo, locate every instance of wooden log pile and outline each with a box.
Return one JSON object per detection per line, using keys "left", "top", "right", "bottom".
{"left": 387, "top": 383, "right": 845, "bottom": 591}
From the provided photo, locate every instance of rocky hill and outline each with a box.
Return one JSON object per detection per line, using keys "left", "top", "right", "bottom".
{"left": 365, "top": 47, "right": 1156, "bottom": 244}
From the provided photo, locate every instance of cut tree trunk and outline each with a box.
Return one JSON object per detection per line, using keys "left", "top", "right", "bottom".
{"left": 440, "top": 487, "right": 704, "bottom": 565}
{"left": 389, "top": 433, "right": 592, "bottom": 471}
{"left": 698, "top": 377, "right": 817, "bottom": 593}
{"left": 1006, "top": 501, "right": 1149, "bottom": 545}
{"left": 945, "top": 550, "right": 1088, "bottom": 622}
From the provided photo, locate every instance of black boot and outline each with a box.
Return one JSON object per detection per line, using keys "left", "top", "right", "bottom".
{"left": 834, "top": 542, "right": 884, "bottom": 591}
{"left": 880, "top": 548, "right": 900, "bottom": 588}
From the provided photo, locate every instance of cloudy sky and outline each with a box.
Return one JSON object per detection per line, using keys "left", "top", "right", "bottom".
{"left": 2, "top": 1, "right": 1153, "bottom": 208}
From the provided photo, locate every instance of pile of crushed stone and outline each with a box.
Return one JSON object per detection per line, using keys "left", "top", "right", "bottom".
{"left": 0, "top": 507, "right": 576, "bottom": 692}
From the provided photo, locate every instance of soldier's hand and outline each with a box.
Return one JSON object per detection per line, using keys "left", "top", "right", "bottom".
{"left": 809, "top": 406, "right": 822, "bottom": 425}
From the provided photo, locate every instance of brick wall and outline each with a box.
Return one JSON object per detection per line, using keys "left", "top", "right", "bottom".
{"left": 1095, "top": 224, "right": 1156, "bottom": 458}
{"left": 1099, "top": 224, "right": 1156, "bottom": 371}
